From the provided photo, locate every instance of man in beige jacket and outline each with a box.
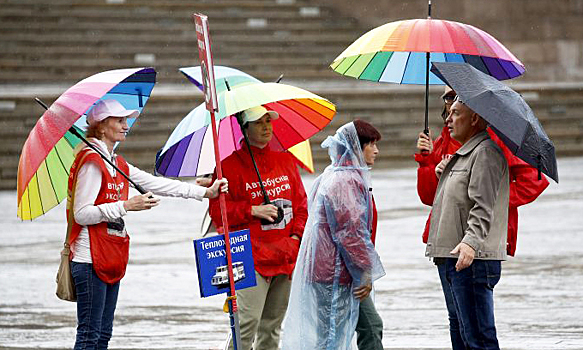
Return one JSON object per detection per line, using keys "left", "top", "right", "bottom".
{"left": 426, "top": 96, "right": 509, "bottom": 350}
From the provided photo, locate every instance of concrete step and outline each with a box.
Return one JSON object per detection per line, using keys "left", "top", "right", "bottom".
{"left": 0, "top": 18, "right": 355, "bottom": 34}
{"left": 0, "top": 56, "right": 338, "bottom": 70}
{"left": 2, "top": 32, "right": 356, "bottom": 46}
{"left": 0, "top": 7, "right": 338, "bottom": 22}
{"left": 0, "top": 69, "right": 342, "bottom": 85}
{"left": 0, "top": 44, "right": 344, "bottom": 58}
{"left": 0, "top": 0, "right": 307, "bottom": 3}
{"left": 0, "top": 0, "right": 316, "bottom": 11}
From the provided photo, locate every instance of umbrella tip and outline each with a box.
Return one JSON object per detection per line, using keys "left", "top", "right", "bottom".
{"left": 34, "top": 97, "right": 49, "bottom": 110}
{"left": 275, "top": 74, "right": 284, "bottom": 83}
{"left": 428, "top": 0, "right": 432, "bottom": 19}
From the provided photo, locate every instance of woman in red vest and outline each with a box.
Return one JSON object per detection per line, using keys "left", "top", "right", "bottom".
{"left": 68, "top": 99, "right": 227, "bottom": 350}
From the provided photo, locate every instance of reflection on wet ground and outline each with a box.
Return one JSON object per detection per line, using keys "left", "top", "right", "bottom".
{"left": 1, "top": 157, "right": 582, "bottom": 349}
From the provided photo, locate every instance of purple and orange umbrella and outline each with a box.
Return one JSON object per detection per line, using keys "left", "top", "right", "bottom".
{"left": 156, "top": 66, "right": 316, "bottom": 177}
{"left": 156, "top": 81, "right": 335, "bottom": 178}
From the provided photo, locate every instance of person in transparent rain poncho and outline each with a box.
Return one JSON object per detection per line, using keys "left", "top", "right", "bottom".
{"left": 282, "top": 121, "right": 386, "bottom": 350}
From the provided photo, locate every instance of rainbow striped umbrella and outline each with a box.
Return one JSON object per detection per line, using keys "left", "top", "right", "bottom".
{"left": 331, "top": 19, "right": 525, "bottom": 83}
{"left": 156, "top": 82, "right": 335, "bottom": 177}
{"left": 17, "top": 67, "right": 156, "bottom": 220}
{"left": 330, "top": 5, "right": 525, "bottom": 132}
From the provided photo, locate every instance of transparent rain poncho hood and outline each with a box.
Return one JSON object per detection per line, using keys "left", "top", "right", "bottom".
{"left": 282, "top": 122, "right": 385, "bottom": 350}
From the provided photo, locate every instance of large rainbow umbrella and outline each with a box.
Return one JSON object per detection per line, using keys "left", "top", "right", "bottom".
{"left": 156, "top": 82, "right": 335, "bottom": 177}
{"left": 17, "top": 67, "right": 156, "bottom": 220}
{"left": 331, "top": 19, "right": 525, "bottom": 83}
{"left": 330, "top": 3, "right": 525, "bottom": 132}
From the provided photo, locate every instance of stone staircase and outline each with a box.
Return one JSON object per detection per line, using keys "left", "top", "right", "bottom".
{"left": 1, "top": 0, "right": 582, "bottom": 191}
{"left": 0, "top": 0, "right": 354, "bottom": 84}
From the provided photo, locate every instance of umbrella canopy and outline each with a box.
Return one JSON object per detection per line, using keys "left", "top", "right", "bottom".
{"left": 430, "top": 62, "right": 558, "bottom": 183}
{"left": 17, "top": 67, "right": 157, "bottom": 220}
{"left": 330, "top": 18, "right": 525, "bottom": 84}
{"left": 156, "top": 82, "right": 335, "bottom": 177}
{"left": 168, "top": 66, "right": 315, "bottom": 173}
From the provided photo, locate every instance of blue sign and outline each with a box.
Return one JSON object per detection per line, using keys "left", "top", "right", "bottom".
{"left": 193, "top": 229, "right": 256, "bottom": 297}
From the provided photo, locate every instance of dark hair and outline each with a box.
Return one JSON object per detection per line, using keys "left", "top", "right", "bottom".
{"left": 353, "top": 119, "right": 381, "bottom": 150}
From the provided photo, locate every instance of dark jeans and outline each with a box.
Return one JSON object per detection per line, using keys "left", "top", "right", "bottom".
{"left": 439, "top": 258, "right": 501, "bottom": 350}
{"left": 355, "top": 294, "right": 383, "bottom": 350}
{"left": 437, "top": 260, "right": 465, "bottom": 350}
{"left": 71, "top": 262, "right": 120, "bottom": 350}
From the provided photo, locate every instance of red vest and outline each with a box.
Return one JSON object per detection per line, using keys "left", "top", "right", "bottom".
{"left": 67, "top": 148, "right": 130, "bottom": 284}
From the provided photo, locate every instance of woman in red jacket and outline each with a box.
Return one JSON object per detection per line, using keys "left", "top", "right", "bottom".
{"left": 209, "top": 106, "right": 308, "bottom": 350}
{"left": 414, "top": 87, "right": 549, "bottom": 350}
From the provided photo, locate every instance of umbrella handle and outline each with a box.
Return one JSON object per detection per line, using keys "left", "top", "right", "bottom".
{"left": 424, "top": 0, "right": 431, "bottom": 134}
{"left": 34, "top": 97, "right": 149, "bottom": 196}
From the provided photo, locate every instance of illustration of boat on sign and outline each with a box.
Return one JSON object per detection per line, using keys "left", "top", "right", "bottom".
{"left": 211, "top": 261, "right": 245, "bottom": 287}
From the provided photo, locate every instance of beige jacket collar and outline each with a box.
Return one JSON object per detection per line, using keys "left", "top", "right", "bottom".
{"left": 455, "top": 131, "right": 489, "bottom": 156}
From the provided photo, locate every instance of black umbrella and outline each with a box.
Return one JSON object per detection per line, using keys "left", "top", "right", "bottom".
{"left": 430, "top": 62, "right": 558, "bottom": 183}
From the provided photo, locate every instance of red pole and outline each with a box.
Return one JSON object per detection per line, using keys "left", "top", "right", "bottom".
{"left": 208, "top": 109, "right": 237, "bottom": 310}
{"left": 193, "top": 14, "right": 241, "bottom": 349}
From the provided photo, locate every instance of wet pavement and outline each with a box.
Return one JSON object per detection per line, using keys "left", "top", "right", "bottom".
{"left": 1, "top": 157, "right": 582, "bottom": 350}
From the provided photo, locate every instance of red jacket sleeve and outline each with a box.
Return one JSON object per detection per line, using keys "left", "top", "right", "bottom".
{"left": 489, "top": 130, "right": 550, "bottom": 208}
{"left": 415, "top": 153, "right": 440, "bottom": 206}
{"left": 507, "top": 156, "right": 550, "bottom": 208}
{"left": 414, "top": 136, "right": 443, "bottom": 206}
{"left": 288, "top": 159, "right": 308, "bottom": 239}
{"left": 208, "top": 163, "right": 252, "bottom": 231}
{"left": 326, "top": 178, "right": 373, "bottom": 272}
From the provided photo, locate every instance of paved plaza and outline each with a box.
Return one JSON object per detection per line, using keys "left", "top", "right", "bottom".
{"left": 1, "top": 157, "right": 582, "bottom": 350}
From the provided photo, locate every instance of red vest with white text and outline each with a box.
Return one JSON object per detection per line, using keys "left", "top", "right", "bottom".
{"left": 67, "top": 148, "right": 130, "bottom": 284}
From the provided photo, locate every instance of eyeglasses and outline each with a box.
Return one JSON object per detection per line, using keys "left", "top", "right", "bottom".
{"left": 443, "top": 94, "right": 456, "bottom": 104}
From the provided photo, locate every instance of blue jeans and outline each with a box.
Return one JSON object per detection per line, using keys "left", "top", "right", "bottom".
{"left": 441, "top": 258, "right": 501, "bottom": 350}
{"left": 71, "top": 262, "right": 120, "bottom": 350}
{"left": 437, "top": 261, "right": 465, "bottom": 350}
